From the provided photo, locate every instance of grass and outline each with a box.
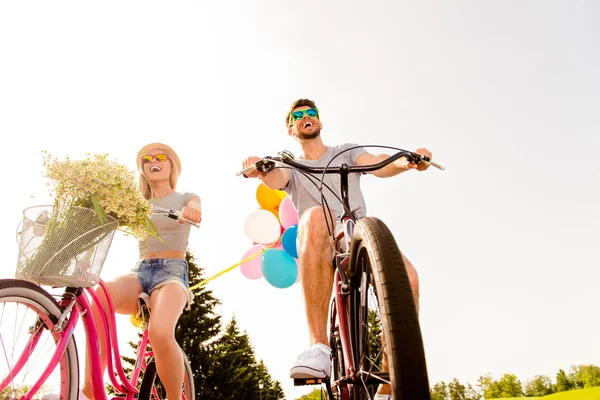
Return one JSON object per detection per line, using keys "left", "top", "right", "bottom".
{"left": 500, "top": 387, "right": 600, "bottom": 399}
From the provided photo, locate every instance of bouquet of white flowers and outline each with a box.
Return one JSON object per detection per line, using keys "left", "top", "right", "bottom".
{"left": 16, "top": 152, "right": 160, "bottom": 287}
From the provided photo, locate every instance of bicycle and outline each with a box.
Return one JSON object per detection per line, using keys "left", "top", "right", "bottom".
{"left": 1, "top": 206, "right": 198, "bottom": 400}
{"left": 237, "top": 146, "right": 444, "bottom": 399}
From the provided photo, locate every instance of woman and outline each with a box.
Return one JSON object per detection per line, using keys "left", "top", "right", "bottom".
{"left": 81, "top": 142, "right": 201, "bottom": 399}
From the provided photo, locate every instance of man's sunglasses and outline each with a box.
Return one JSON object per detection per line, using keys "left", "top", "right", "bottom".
{"left": 141, "top": 153, "right": 168, "bottom": 164}
{"left": 289, "top": 108, "right": 319, "bottom": 125}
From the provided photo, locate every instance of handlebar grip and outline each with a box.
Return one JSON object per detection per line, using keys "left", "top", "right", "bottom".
{"left": 429, "top": 160, "right": 445, "bottom": 170}
{"left": 236, "top": 165, "right": 256, "bottom": 177}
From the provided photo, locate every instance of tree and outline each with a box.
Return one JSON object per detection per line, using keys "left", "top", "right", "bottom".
{"left": 368, "top": 309, "right": 383, "bottom": 369}
{"left": 431, "top": 381, "right": 448, "bottom": 400}
{"left": 573, "top": 364, "right": 600, "bottom": 389}
{"left": 297, "top": 388, "right": 328, "bottom": 399}
{"left": 479, "top": 373, "right": 522, "bottom": 398}
{"left": 524, "top": 375, "right": 553, "bottom": 397}
{"left": 555, "top": 369, "right": 574, "bottom": 392}
{"left": 204, "top": 317, "right": 284, "bottom": 399}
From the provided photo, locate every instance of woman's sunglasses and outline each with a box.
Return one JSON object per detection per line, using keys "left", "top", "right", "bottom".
{"left": 141, "top": 153, "right": 168, "bottom": 164}
{"left": 289, "top": 108, "right": 319, "bottom": 125}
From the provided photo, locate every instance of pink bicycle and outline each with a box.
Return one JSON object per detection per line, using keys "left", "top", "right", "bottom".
{"left": 1, "top": 206, "right": 196, "bottom": 400}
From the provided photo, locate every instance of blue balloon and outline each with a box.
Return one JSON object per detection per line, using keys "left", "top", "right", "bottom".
{"left": 281, "top": 224, "right": 298, "bottom": 258}
{"left": 261, "top": 249, "right": 298, "bottom": 289}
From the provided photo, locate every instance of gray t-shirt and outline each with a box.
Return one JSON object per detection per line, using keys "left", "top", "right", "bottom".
{"left": 138, "top": 191, "right": 197, "bottom": 255}
{"left": 284, "top": 143, "right": 368, "bottom": 222}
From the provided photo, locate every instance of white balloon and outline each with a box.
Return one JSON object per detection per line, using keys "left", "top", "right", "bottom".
{"left": 244, "top": 208, "right": 281, "bottom": 244}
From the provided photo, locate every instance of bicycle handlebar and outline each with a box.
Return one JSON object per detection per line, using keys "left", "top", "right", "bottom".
{"left": 236, "top": 148, "right": 445, "bottom": 177}
{"left": 151, "top": 207, "right": 200, "bottom": 228}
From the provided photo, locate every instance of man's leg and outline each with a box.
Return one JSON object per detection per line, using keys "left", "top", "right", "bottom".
{"left": 290, "top": 206, "right": 335, "bottom": 378}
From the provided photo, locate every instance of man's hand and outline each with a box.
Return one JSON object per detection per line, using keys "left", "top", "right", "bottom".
{"left": 407, "top": 148, "right": 432, "bottom": 171}
{"left": 242, "top": 156, "right": 265, "bottom": 178}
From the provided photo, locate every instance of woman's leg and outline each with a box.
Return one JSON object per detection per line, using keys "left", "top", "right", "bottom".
{"left": 82, "top": 275, "right": 142, "bottom": 399}
{"left": 148, "top": 283, "right": 188, "bottom": 399}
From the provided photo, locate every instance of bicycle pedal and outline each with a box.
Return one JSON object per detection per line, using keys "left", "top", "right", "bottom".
{"left": 294, "top": 377, "right": 326, "bottom": 386}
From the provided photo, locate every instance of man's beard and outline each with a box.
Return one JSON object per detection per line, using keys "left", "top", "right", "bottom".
{"left": 296, "top": 127, "right": 321, "bottom": 140}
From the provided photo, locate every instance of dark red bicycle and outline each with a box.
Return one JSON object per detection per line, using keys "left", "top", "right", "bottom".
{"left": 238, "top": 146, "right": 444, "bottom": 399}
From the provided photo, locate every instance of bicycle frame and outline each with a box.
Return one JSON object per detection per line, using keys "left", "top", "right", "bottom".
{"left": 12, "top": 281, "right": 152, "bottom": 400}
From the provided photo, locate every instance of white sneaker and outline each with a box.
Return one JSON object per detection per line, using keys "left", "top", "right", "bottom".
{"left": 374, "top": 394, "right": 393, "bottom": 400}
{"left": 290, "top": 343, "right": 332, "bottom": 379}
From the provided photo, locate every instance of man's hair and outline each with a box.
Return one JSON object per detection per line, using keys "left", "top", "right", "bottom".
{"left": 286, "top": 98, "right": 318, "bottom": 127}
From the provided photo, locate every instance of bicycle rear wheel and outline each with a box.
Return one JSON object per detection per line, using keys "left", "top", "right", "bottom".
{"left": 138, "top": 350, "right": 194, "bottom": 400}
{"left": 348, "top": 218, "right": 430, "bottom": 399}
{"left": 0, "top": 279, "right": 79, "bottom": 399}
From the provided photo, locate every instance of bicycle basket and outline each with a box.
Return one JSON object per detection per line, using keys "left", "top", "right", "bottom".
{"left": 16, "top": 205, "right": 118, "bottom": 288}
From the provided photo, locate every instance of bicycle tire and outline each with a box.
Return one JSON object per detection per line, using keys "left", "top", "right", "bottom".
{"left": 138, "top": 350, "right": 195, "bottom": 400}
{"left": 0, "top": 278, "right": 79, "bottom": 400}
{"left": 348, "top": 217, "right": 430, "bottom": 399}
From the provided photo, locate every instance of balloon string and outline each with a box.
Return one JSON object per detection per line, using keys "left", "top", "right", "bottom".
{"left": 188, "top": 238, "right": 280, "bottom": 291}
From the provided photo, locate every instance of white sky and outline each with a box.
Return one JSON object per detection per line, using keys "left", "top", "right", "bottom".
{"left": 1, "top": 1, "right": 598, "bottom": 399}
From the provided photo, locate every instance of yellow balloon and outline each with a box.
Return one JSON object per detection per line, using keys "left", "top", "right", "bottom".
{"left": 275, "top": 190, "right": 287, "bottom": 200}
{"left": 256, "top": 183, "right": 283, "bottom": 210}
{"left": 130, "top": 313, "right": 144, "bottom": 329}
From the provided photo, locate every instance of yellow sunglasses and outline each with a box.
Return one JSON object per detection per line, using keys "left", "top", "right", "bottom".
{"left": 141, "top": 153, "right": 168, "bottom": 164}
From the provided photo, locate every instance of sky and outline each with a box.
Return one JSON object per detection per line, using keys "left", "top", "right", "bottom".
{"left": 1, "top": 1, "right": 599, "bottom": 399}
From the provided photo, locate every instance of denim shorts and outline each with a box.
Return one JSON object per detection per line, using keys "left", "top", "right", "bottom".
{"left": 130, "top": 258, "right": 194, "bottom": 310}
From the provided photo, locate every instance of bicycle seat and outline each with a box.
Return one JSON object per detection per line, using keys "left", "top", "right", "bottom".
{"left": 130, "top": 293, "right": 151, "bottom": 328}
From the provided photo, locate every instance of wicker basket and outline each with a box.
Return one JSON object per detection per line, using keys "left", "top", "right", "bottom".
{"left": 16, "top": 205, "right": 118, "bottom": 288}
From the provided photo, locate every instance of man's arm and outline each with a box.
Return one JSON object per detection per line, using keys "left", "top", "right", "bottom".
{"left": 356, "top": 148, "right": 432, "bottom": 178}
{"left": 242, "top": 156, "right": 291, "bottom": 190}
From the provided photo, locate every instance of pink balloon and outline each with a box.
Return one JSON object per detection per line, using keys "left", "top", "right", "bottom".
{"left": 240, "top": 244, "right": 265, "bottom": 279}
{"left": 278, "top": 196, "right": 299, "bottom": 229}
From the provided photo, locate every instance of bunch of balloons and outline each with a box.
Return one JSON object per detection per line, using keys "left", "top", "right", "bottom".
{"left": 240, "top": 183, "right": 300, "bottom": 289}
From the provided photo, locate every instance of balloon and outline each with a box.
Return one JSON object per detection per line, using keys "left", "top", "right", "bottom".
{"left": 261, "top": 249, "right": 298, "bottom": 289}
{"left": 278, "top": 196, "right": 299, "bottom": 229}
{"left": 240, "top": 244, "right": 265, "bottom": 280}
{"left": 281, "top": 225, "right": 298, "bottom": 258}
{"left": 256, "top": 183, "right": 283, "bottom": 210}
{"left": 244, "top": 208, "right": 281, "bottom": 244}
{"left": 276, "top": 190, "right": 287, "bottom": 200}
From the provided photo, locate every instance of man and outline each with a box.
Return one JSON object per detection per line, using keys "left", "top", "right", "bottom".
{"left": 242, "top": 98, "right": 431, "bottom": 395}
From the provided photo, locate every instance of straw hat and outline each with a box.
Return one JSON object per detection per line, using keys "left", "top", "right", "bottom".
{"left": 136, "top": 142, "right": 182, "bottom": 176}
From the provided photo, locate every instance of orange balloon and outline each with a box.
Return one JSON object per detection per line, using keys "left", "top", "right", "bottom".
{"left": 256, "top": 183, "right": 283, "bottom": 210}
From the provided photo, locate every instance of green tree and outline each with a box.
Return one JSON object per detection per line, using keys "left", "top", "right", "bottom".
{"left": 204, "top": 317, "right": 284, "bottom": 400}
{"left": 524, "top": 375, "right": 553, "bottom": 397}
{"left": 479, "top": 373, "right": 522, "bottom": 398}
{"left": 297, "top": 388, "right": 327, "bottom": 399}
{"left": 573, "top": 364, "right": 600, "bottom": 388}
{"left": 368, "top": 309, "right": 383, "bottom": 369}
{"left": 431, "top": 381, "right": 448, "bottom": 400}
{"left": 555, "top": 369, "right": 574, "bottom": 392}
{"left": 447, "top": 379, "right": 480, "bottom": 400}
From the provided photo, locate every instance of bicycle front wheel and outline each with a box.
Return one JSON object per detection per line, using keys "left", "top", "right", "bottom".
{"left": 138, "top": 350, "right": 195, "bottom": 400}
{"left": 0, "top": 279, "right": 79, "bottom": 399}
{"left": 348, "top": 217, "right": 430, "bottom": 399}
